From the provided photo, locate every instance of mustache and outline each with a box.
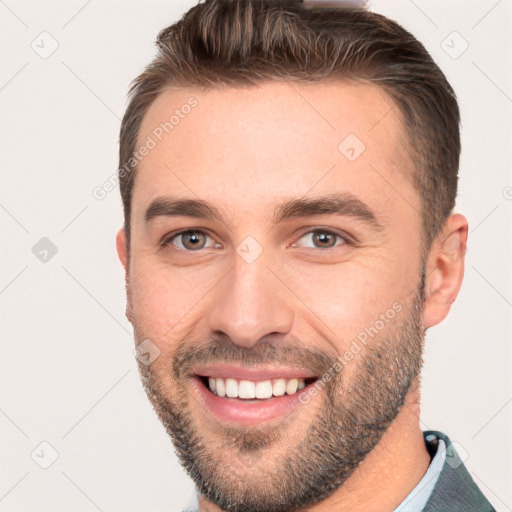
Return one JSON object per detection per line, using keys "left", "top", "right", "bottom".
{"left": 172, "top": 337, "right": 338, "bottom": 381}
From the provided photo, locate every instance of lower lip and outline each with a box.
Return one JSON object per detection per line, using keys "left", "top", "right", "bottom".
{"left": 190, "top": 376, "right": 317, "bottom": 426}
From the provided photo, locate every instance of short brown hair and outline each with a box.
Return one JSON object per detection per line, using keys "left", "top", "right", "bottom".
{"left": 118, "top": 0, "right": 460, "bottom": 250}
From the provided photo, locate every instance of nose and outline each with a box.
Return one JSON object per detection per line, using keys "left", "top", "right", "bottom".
{"left": 207, "top": 253, "right": 295, "bottom": 348}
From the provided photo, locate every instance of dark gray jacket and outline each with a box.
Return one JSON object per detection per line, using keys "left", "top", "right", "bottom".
{"left": 422, "top": 430, "right": 495, "bottom": 512}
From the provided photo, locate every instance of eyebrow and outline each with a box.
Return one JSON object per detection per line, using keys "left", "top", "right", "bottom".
{"left": 144, "top": 193, "right": 383, "bottom": 231}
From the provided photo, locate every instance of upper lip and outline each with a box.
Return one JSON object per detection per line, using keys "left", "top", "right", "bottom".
{"left": 193, "top": 363, "right": 318, "bottom": 381}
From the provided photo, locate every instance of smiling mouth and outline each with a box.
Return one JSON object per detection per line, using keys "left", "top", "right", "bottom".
{"left": 197, "top": 375, "right": 318, "bottom": 401}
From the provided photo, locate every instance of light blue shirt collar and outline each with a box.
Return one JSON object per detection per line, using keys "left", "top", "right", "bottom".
{"left": 393, "top": 434, "right": 445, "bottom": 512}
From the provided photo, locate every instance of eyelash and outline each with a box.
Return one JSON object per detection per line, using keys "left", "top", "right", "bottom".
{"left": 160, "top": 228, "right": 353, "bottom": 253}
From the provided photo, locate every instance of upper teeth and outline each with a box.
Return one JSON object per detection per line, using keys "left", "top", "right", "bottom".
{"left": 207, "top": 377, "right": 307, "bottom": 399}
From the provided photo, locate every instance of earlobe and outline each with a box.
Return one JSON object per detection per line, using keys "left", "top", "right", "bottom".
{"left": 421, "top": 214, "right": 468, "bottom": 329}
{"left": 116, "top": 228, "right": 128, "bottom": 270}
{"left": 115, "top": 227, "right": 133, "bottom": 323}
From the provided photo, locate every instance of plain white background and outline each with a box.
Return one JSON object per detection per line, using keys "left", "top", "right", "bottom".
{"left": 1, "top": 1, "right": 511, "bottom": 511}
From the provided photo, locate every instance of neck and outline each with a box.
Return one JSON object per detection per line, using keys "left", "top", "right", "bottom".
{"left": 198, "top": 379, "right": 430, "bottom": 512}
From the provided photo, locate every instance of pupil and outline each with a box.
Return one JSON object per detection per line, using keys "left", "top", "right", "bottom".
{"left": 315, "top": 232, "right": 333, "bottom": 247}
{"left": 185, "top": 232, "right": 204, "bottom": 249}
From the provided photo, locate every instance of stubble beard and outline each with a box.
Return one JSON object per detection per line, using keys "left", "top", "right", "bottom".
{"left": 133, "top": 280, "right": 426, "bottom": 512}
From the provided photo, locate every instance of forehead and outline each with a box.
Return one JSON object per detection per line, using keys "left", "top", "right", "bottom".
{"left": 132, "top": 80, "right": 417, "bottom": 228}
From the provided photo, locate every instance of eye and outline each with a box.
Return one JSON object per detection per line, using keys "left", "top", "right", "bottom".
{"left": 161, "top": 230, "right": 219, "bottom": 251}
{"left": 291, "top": 229, "right": 349, "bottom": 250}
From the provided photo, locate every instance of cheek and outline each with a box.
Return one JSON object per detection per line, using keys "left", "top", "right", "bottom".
{"left": 129, "top": 260, "right": 213, "bottom": 344}
{"left": 284, "top": 258, "right": 414, "bottom": 342}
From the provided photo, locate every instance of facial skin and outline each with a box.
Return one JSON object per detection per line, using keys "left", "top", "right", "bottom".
{"left": 116, "top": 81, "right": 468, "bottom": 512}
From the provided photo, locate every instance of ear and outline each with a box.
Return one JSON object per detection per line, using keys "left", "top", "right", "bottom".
{"left": 116, "top": 227, "right": 128, "bottom": 270}
{"left": 422, "top": 213, "right": 468, "bottom": 329}
{"left": 116, "top": 227, "right": 133, "bottom": 323}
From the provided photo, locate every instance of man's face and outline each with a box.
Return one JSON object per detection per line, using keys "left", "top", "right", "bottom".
{"left": 123, "top": 81, "right": 426, "bottom": 511}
